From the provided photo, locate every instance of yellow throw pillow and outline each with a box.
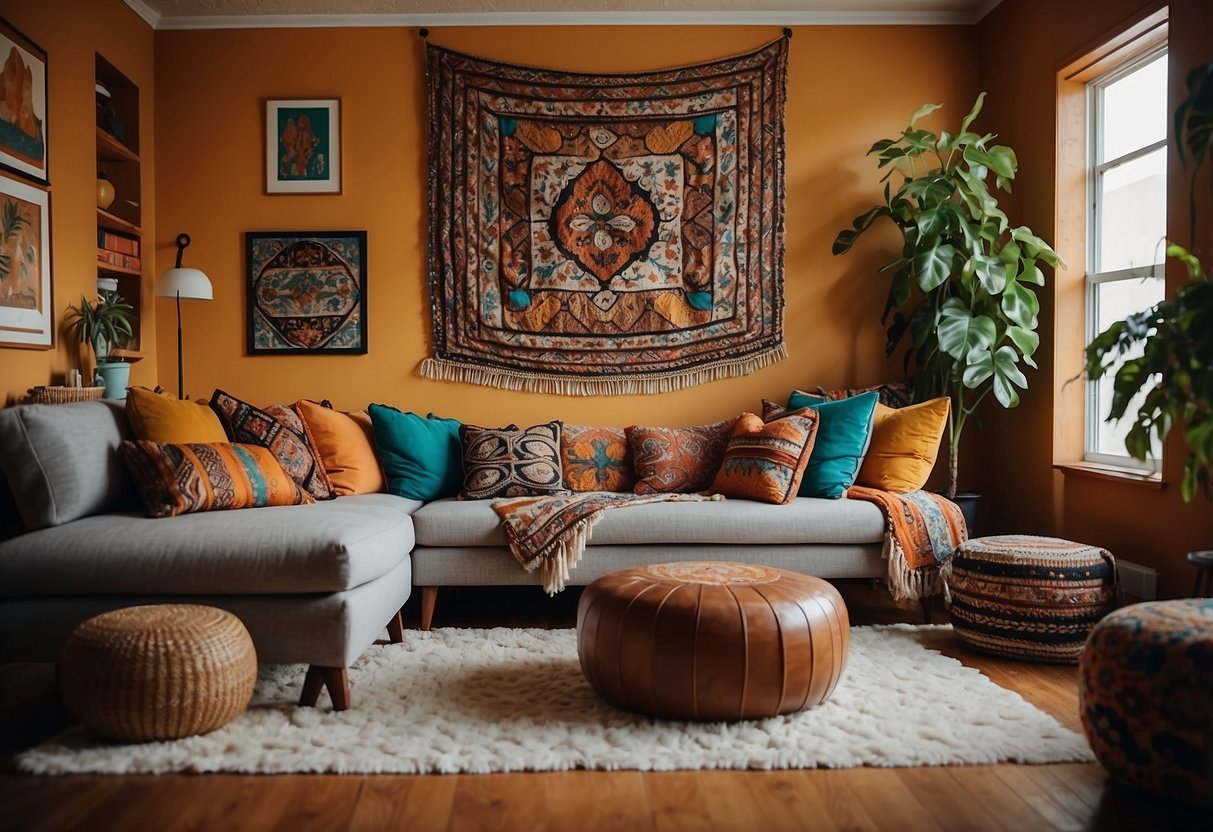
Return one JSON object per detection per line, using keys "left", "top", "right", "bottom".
{"left": 856, "top": 397, "right": 950, "bottom": 493}
{"left": 125, "top": 387, "right": 227, "bottom": 444}
{"left": 295, "top": 399, "right": 386, "bottom": 496}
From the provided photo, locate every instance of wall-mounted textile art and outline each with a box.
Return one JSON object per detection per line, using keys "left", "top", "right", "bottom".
{"left": 246, "top": 231, "right": 367, "bottom": 354}
{"left": 423, "top": 37, "right": 788, "bottom": 395}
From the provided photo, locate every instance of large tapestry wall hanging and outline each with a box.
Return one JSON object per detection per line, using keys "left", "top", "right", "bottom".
{"left": 423, "top": 37, "right": 788, "bottom": 395}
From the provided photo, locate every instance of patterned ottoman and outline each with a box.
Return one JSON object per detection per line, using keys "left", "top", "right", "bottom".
{"left": 1080, "top": 599, "right": 1213, "bottom": 806}
{"left": 945, "top": 534, "right": 1116, "bottom": 662}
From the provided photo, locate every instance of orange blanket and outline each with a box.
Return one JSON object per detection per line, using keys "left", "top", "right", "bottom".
{"left": 846, "top": 486, "right": 968, "bottom": 601}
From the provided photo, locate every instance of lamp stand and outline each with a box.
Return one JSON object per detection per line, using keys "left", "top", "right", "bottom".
{"left": 175, "top": 291, "right": 184, "bottom": 399}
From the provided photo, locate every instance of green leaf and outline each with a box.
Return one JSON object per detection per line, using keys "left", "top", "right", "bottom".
{"left": 913, "top": 243, "right": 958, "bottom": 291}
{"left": 990, "top": 345, "right": 1027, "bottom": 407}
{"left": 1001, "top": 280, "right": 1040, "bottom": 329}
{"left": 959, "top": 93, "right": 986, "bottom": 133}
{"left": 1007, "top": 325, "right": 1040, "bottom": 365}
{"left": 1018, "top": 263, "right": 1046, "bottom": 286}
{"left": 963, "top": 144, "right": 1017, "bottom": 180}
{"left": 902, "top": 128, "right": 936, "bottom": 154}
{"left": 868, "top": 138, "right": 897, "bottom": 155}
{"left": 909, "top": 102, "right": 943, "bottom": 127}
{"left": 973, "top": 254, "right": 1007, "bottom": 294}
{"left": 938, "top": 299, "right": 996, "bottom": 360}
{"left": 832, "top": 206, "right": 888, "bottom": 255}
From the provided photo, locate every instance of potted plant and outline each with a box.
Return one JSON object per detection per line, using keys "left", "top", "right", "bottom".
{"left": 1085, "top": 61, "right": 1213, "bottom": 501}
{"left": 832, "top": 93, "right": 1063, "bottom": 501}
{"left": 66, "top": 289, "right": 135, "bottom": 400}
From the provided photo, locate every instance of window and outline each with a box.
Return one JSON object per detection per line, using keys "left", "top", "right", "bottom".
{"left": 1085, "top": 49, "right": 1168, "bottom": 470}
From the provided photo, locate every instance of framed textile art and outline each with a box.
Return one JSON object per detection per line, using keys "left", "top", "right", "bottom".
{"left": 265, "top": 99, "right": 341, "bottom": 194}
{"left": 246, "top": 231, "right": 367, "bottom": 354}
{"left": 0, "top": 18, "right": 48, "bottom": 184}
{"left": 0, "top": 172, "right": 52, "bottom": 348}
{"left": 423, "top": 37, "right": 788, "bottom": 395}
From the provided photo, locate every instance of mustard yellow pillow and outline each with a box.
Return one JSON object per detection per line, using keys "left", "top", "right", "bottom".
{"left": 295, "top": 399, "right": 386, "bottom": 496}
{"left": 125, "top": 387, "right": 227, "bottom": 444}
{"left": 855, "top": 397, "right": 950, "bottom": 493}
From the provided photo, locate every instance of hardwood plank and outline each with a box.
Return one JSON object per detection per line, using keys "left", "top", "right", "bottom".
{"left": 696, "top": 771, "right": 787, "bottom": 832}
{"left": 941, "top": 766, "right": 1054, "bottom": 831}
{"left": 449, "top": 773, "right": 548, "bottom": 832}
{"left": 178, "top": 775, "right": 304, "bottom": 832}
{"left": 742, "top": 770, "right": 844, "bottom": 832}
{"left": 895, "top": 766, "right": 1008, "bottom": 831}
{"left": 0, "top": 774, "right": 124, "bottom": 832}
{"left": 645, "top": 771, "right": 712, "bottom": 832}
{"left": 268, "top": 774, "right": 363, "bottom": 830}
{"left": 544, "top": 771, "right": 652, "bottom": 832}
{"left": 823, "top": 768, "right": 942, "bottom": 832}
{"left": 990, "top": 759, "right": 1091, "bottom": 831}
{"left": 348, "top": 775, "right": 458, "bottom": 832}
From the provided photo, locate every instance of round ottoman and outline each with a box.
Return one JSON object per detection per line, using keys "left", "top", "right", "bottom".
{"left": 60, "top": 604, "right": 258, "bottom": 742}
{"left": 577, "top": 562, "right": 849, "bottom": 721}
{"left": 1079, "top": 599, "right": 1213, "bottom": 806}
{"left": 945, "top": 534, "right": 1116, "bottom": 662}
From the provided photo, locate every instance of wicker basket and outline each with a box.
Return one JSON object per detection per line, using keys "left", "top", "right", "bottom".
{"left": 24, "top": 385, "right": 106, "bottom": 404}
{"left": 59, "top": 604, "right": 258, "bottom": 742}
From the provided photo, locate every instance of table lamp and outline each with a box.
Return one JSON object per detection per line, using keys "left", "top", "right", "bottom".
{"left": 156, "top": 233, "right": 212, "bottom": 399}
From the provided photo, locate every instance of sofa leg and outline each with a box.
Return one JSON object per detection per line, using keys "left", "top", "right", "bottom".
{"left": 299, "top": 665, "right": 350, "bottom": 711}
{"left": 387, "top": 609, "right": 404, "bottom": 643}
{"left": 920, "top": 596, "right": 933, "bottom": 624}
{"left": 420, "top": 586, "right": 438, "bottom": 631}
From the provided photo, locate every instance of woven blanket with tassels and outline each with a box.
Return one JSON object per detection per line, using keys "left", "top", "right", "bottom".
{"left": 846, "top": 486, "right": 969, "bottom": 601}
{"left": 492, "top": 492, "right": 725, "bottom": 594}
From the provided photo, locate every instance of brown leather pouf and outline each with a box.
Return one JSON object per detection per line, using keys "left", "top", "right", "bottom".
{"left": 577, "top": 562, "right": 849, "bottom": 721}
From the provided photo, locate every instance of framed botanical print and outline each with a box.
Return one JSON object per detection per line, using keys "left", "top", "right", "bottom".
{"left": 0, "top": 18, "right": 48, "bottom": 183}
{"left": 0, "top": 172, "right": 52, "bottom": 348}
{"left": 247, "top": 230, "right": 366, "bottom": 354}
{"left": 265, "top": 99, "right": 341, "bottom": 194}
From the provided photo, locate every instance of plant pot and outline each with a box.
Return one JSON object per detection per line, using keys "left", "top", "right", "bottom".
{"left": 952, "top": 492, "right": 980, "bottom": 538}
{"left": 95, "top": 361, "right": 130, "bottom": 400}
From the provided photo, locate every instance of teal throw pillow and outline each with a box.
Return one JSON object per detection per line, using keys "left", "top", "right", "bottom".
{"left": 786, "top": 390, "right": 878, "bottom": 499}
{"left": 368, "top": 405, "right": 463, "bottom": 501}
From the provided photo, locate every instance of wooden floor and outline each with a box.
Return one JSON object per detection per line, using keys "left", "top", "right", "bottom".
{"left": 1, "top": 581, "right": 1207, "bottom": 832}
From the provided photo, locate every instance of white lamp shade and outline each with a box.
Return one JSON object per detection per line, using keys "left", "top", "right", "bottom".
{"left": 157, "top": 267, "right": 212, "bottom": 300}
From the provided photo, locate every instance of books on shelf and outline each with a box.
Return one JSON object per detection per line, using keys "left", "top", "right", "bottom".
{"left": 97, "top": 248, "right": 141, "bottom": 271}
{"left": 97, "top": 230, "right": 141, "bottom": 271}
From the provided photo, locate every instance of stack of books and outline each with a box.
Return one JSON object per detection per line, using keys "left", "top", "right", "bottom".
{"left": 97, "top": 230, "right": 141, "bottom": 272}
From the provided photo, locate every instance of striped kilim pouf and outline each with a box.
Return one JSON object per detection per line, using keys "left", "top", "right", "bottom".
{"left": 945, "top": 534, "right": 1116, "bottom": 662}
{"left": 1080, "top": 599, "right": 1213, "bottom": 806}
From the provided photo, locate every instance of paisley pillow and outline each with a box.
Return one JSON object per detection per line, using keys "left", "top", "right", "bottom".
{"left": 460, "top": 421, "right": 567, "bottom": 499}
{"left": 561, "top": 424, "right": 634, "bottom": 492}
{"left": 627, "top": 418, "right": 736, "bottom": 494}
{"left": 710, "top": 410, "right": 820, "bottom": 504}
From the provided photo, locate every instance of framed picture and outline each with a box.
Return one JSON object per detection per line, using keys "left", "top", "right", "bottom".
{"left": 0, "top": 18, "right": 48, "bottom": 183}
{"left": 247, "top": 231, "right": 366, "bottom": 354}
{"left": 0, "top": 172, "right": 52, "bottom": 348}
{"left": 265, "top": 99, "right": 340, "bottom": 194}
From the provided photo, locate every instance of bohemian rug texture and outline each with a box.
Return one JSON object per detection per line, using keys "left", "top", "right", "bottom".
{"left": 18, "top": 626, "right": 1093, "bottom": 775}
{"left": 423, "top": 38, "right": 788, "bottom": 395}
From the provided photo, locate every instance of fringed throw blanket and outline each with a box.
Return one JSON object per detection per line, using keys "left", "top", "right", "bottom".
{"left": 493, "top": 492, "right": 724, "bottom": 593}
{"left": 847, "top": 487, "right": 968, "bottom": 601}
{"left": 424, "top": 38, "right": 789, "bottom": 395}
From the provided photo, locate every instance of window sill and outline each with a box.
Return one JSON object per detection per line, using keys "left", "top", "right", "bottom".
{"left": 1054, "top": 461, "right": 1164, "bottom": 489}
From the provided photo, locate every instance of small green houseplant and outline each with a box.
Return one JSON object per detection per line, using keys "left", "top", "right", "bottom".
{"left": 66, "top": 289, "right": 135, "bottom": 399}
{"left": 1085, "top": 61, "right": 1213, "bottom": 501}
{"left": 833, "top": 93, "right": 1063, "bottom": 498}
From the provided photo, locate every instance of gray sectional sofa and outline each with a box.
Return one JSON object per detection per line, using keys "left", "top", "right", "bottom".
{"left": 0, "top": 399, "right": 887, "bottom": 710}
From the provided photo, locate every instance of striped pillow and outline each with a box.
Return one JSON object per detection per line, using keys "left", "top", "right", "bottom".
{"left": 709, "top": 410, "right": 820, "bottom": 504}
{"left": 121, "top": 441, "right": 314, "bottom": 517}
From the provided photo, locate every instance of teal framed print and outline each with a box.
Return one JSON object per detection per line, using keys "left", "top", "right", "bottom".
{"left": 265, "top": 99, "right": 340, "bottom": 194}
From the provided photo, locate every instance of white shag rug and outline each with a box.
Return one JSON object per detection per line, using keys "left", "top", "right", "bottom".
{"left": 18, "top": 625, "right": 1094, "bottom": 775}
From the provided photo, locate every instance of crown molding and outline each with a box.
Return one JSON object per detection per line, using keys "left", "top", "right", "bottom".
{"left": 123, "top": 0, "right": 162, "bottom": 28}
{"left": 152, "top": 9, "right": 990, "bottom": 31}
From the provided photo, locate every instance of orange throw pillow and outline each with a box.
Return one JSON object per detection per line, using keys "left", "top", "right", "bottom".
{"left": 125, "top": 387, "right": 227, "bottom": 444}
{"left": 295, "top": 399, "right": 385, "bottom": 496}
{"left": 710, "top": 410, "right": 820, "bottom": 504}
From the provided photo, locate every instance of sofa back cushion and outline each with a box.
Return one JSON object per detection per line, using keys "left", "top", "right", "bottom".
{"left": 627, "top": 418, "right": 736, "bottom": 494}
{"left": 561, "top": 424, "right": 634, "bottom": 492}
{"left": 0, "top": 400, "right": 137, "bottom": 529}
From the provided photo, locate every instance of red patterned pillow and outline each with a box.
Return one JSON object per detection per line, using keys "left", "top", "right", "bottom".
{"left": 561, "top": 425, "right": 634, "bottom": 492}
{"left": 209, "top": 389, "right": 333, "bottom": 500}
{"left": 627, "top": 418, "right": 736, "bottom": 494}
{"left": 709, "top": 410, "right": 820, "bottom": 504}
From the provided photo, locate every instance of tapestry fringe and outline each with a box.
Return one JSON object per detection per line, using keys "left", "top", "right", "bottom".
{"left": 420, "top": 345, "right": 788, "bottom": 396}
{"left": 883, "top": 533, "right": 945, "bottom": 602}
{"left": 534, "top": 512, "right": 604, "bottom": 595}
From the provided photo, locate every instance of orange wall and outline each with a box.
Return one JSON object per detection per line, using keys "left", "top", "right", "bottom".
{"left": 977, "top": 0, "right": 1213, "bottom": 598}
{"left": 0, "top": 0, "right": 158, "bottom": 404}
{"left": 153, "top": 25, "right": 978, "bottom": 428}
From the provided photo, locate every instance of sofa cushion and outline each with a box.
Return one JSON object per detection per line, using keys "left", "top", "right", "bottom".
{"left": 0, "top": 493, "right": 421, "bottom": 597}
{"left": 0, "top": 400, "right": 137, "bottom": 529}
{"left": 786, "top": 390, "right": 879, "bottom": 499}
{"left": 628, "top": 418, "right": 735, "bottom": 494}
{"left": 710, "top": 410, "right": 819, "bottom": 504}
{"left": 412, "top": 495, "right": 885, "bottom": 548}
{"left": 460, "top": 421, "right": 567, "bottom": 499}
{"left": 295, "top": 400, "right": 385, "bottom": 496}
{"left": 856, "top": 397, "right": 950, "bottom": 493}
{"left": 561, "top": 424, "right": 634, "bottom": 492}
{"left": 370, "top": 405, "right": 463, "bottom": 501}
{"left": 125, "top": 387, "right": 228, "bottom": 444}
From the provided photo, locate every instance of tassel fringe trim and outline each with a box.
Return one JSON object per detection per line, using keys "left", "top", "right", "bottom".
{"left": 884, "top": 533, "right": 946, "bottom": 602}
{"left": 420, "top": 345, "right": 788, "bottom": 397}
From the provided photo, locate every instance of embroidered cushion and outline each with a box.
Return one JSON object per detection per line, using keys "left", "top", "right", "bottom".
{"left": 709, "top": 410, "right": 819, "bottom": 504}
{"left": 121, "top": 440, "right": 313, "bottom": 518}
{"left": 460, "top": 421, "right": 567, "bottom": 500}
{"left": 209, "top": 389, "right": 332, "bottom": 500}
{"left": 856, "top": 397, "right": 950, "bottom": 493}
{"left": 369, "top": 405, "right": 463, "bottom": 501}
{"left": 295, "top": 399, "right": 385, "bottom": 496}
{"left": 627, "top": 418, "right": 736, "bottom": 494}
{"left": 561, "top": 424, "right": 634, "bottom": 492}
{"left": 813, "top": 380, "right": 914, "bottom": 409}
{"left": 786, "top": 390, "right": 879, "bottom": 499}
{"left": 126, "top": 387, "right": 227, "bottom": 444}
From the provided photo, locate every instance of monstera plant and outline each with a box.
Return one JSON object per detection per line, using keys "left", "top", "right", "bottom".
{"left": 833, "top": 93, "right": 1063, "bottom": 498}
{"left": 1085, "top": 60, "right": 1213, "bottom": 501}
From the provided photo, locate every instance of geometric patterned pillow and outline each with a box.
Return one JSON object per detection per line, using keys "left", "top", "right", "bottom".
{"left": 561, "top": 424, "right": 634, "bottom": 492}
{"left": 627, "top": 417, "right": 736, "bottom": 494}
{"left": 120, "top": 440, "right": 314, "bottom": 518}
{"left": 209, "top": 389, "right": 333, "bottom": 500}
{"left": 812, "top": 380, "right": 914, "bottom": 409}
{"left": 459, "top": 421, "right": 567, "bottom": 499}
{"left": 709, "top": 410, "right": 820, "bottom": 504}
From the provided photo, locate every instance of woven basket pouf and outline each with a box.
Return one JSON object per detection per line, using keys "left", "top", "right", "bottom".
{"left": 945, "top": 534, "right": 1116, "bottom": 662}
{"left": 60, "top": 604, "right": 258, "bottom": 742}
{"left": 1080, "top": 599, "right": 1213, "bottom": 806}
